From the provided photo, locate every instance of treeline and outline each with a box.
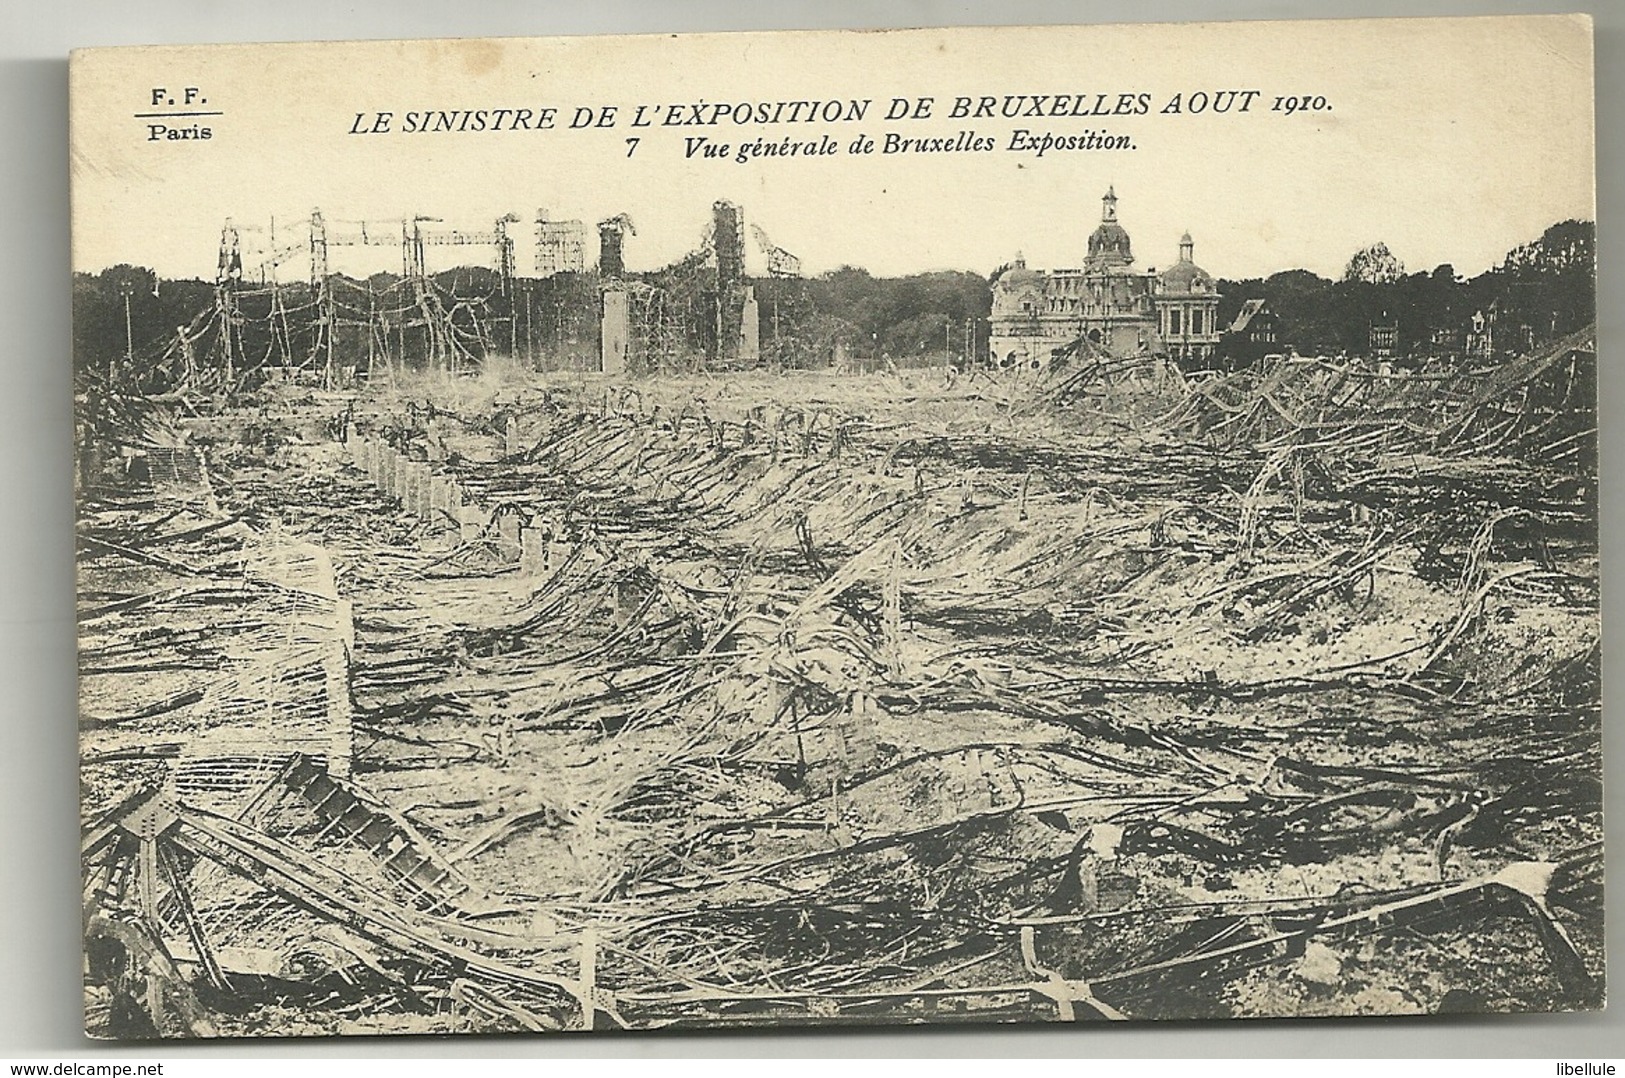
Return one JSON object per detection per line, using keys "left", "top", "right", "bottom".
{"left": 74, "top": 219, "right": 1592, "bottom": 382}
{"left": 73, "top": 262, "right": 992, "bottom": 379}
{"left": 1214, "top": 220, "right": 1594, "bottom": 364}
{"left": 73, "top": 266, "right": 215, "bottom": 381}
{"left": 757, "top": 268, "right": 990, "bottom": 368}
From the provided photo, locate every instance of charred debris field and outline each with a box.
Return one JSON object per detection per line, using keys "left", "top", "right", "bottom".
{"left": 77, "top": 341, "right": 1601, "bottom": 1036}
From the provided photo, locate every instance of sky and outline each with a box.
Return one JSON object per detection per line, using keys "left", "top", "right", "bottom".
{"left": 69, "top": 15, "right": 1596, "bottom": 284}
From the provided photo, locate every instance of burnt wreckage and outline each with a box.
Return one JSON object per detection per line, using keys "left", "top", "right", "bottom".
{"left": 78, "top": 204, "right": 1601, "bottom": 1037}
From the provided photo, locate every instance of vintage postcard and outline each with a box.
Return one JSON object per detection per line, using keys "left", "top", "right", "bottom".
{"left": 70, "top": 16, "right": 1599, "bottom": 1038}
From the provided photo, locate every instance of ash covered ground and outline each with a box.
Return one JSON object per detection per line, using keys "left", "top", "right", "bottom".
{"left": 78, "top": 348, "right": 1602, "bottom": 1036}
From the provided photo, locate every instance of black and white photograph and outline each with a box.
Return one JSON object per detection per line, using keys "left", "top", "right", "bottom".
{"left": 68, "top": 16, "right": 1601, "bottom": 1039}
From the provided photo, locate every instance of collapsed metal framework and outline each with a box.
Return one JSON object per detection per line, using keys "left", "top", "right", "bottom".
{"left": 603, "top": 200, "right": 803, "bottom": 373}
{"left": 79, "top": 321, "right": 1603, "bottom": 1031}
{"left": 84, "top": 767, "right": 1598, "bottom": 1037}
{"left": 125, "top": 200, "right": 808, "bottom": 392}
{"left": 141, "top": 210, "right": 524, "bottom": 394}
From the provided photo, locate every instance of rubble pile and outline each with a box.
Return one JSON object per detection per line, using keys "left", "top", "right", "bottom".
{"left": 79, "top": 333, "right": 1601, "bottom": 1036}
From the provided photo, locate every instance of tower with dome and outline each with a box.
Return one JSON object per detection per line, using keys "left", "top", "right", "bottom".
{"left": 988, "top": 187, "right": 1222, "bottom": 369}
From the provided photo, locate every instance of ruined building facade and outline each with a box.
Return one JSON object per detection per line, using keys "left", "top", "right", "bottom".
{"left": 598, "top": 201, "right": 771, "bottom": 374}
{"left": 989, "top": 188, "right": 1221, "bottom": 368}
{"left": 535, "top": 209, "right": 587, "bottom": 277}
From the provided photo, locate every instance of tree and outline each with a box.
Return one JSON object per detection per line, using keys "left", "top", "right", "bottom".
{"left": 1504, "top": 220, "right": 1593, "bottom": 275}
{"left": 802, "top": 267, "right": 990, "bottom": 364}
{"left": 1342, "top": 242, "right": 1405, "bottom": 285}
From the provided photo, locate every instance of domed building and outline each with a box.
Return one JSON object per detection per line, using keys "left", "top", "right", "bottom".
{"left": 988, "top": 188, "right": 1222, "bottom": 368}
{"left": 1156, "top": 232, "right": 1222, "bottom": 362}
{"left": 1086, "top": 189, "right": 1134, "bottom": 268}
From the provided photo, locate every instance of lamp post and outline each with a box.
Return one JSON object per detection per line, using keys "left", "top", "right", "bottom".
{"left": 117, "top": 280, "right": 135, "bottom": 383}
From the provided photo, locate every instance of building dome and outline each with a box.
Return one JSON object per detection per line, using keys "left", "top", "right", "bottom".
{"left": 1084, "top": 187, "right": 1134, "bottom": 268}
{"left": 990, "top": 262, "right": 1046, "bottom": 318}
{"left": 1087, "top": 222, "right": 1134, "bottom": 266}
{"left": 991, "top": 252, "right": 1037, "bottom": 285}
{"left": 1159, "top": 232, "right": 1213, "bottom": 294}
{"left": 1159, "top": 260, "right": 1213, "bottom": 294}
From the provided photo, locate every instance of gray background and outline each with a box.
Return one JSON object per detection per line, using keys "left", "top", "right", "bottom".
{"left": 3, "top": 0, "right": 1617, "bottom": 1058}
